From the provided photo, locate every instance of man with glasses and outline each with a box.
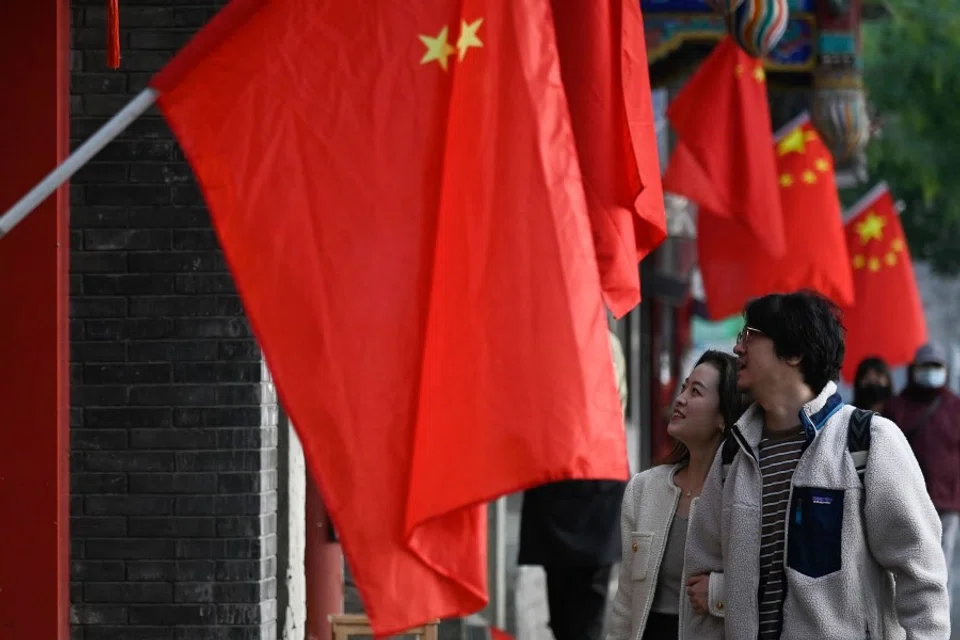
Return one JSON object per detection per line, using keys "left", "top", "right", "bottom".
{"left": 683, "top": 291, "right": 949, "bottom": 640}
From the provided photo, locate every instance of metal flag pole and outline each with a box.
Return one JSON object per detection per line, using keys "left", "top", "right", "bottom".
{"left": 0, "top": 88, "right": 159, "bottom": 239}
{"left": 773, "top": 111, "right": 811, "bottom": 143}
{"left": 842, "top": 181, "right": 891, "bottom": 225}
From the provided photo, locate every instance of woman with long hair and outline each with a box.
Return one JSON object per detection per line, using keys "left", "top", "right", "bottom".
{"left": 607, "top": 350, "right": 749, "bottom": 640}
{"left": 852, "top": 355, "right": 893, "bottom": 414}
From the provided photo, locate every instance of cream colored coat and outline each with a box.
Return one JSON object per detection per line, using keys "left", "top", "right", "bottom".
{"left": 606, "top": 464, "right": 724, "bottom": 640}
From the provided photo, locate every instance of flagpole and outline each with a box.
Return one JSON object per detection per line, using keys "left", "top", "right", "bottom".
{"left": 0, "top": 88, "right": 159, "bottom": 239}
{"left": 773, "top": 111, "right": 811, "bottom": 142}
{"left": 842, "top": 181, "right": 890, "bottom": 224}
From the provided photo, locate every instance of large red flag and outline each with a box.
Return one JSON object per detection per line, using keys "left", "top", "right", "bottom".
{"left": 150, "top": 0, "right": 629, "bottom": 635}
{"left": 697, "top": 113, "right": 854, "bottom": 319}
{"left": 841, "top": 184, "right": 927, "bottom": 381}
{"left": 662, "top": 37, "right": 785, "bottom": 257}
{"left": 552, "top": 0, "right": 666, "bottom": 318}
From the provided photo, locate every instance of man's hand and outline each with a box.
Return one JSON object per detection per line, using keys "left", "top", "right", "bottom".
{"left": 686, "top": 574, "right": 710, "bottom": 615}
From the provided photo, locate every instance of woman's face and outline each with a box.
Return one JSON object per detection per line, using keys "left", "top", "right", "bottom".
{"left": 859, "top": 369, "right": 890, "bottom": 389}
{"left": 667, "top": 363, "right": 724, "bottom": 447}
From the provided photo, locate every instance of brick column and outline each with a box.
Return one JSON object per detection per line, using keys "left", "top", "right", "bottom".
{"left": 69, "top": 2, "right": 279, "bottom": 639}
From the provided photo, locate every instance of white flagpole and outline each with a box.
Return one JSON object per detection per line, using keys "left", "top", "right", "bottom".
{"left": 842, "top": 181, "right": 891, "bottom": 225}
{"left": 773, "top": 111, "right": 811, "bottom": 143}
{"left": 0, "top": 88, "right": 159, "bottom": 239}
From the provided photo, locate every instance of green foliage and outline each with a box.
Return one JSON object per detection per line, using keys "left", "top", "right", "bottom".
{"left": 861, "top": 0, "right": 960, "bottom": 273}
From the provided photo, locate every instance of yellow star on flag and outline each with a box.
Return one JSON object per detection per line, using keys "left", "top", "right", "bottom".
{"left": 855, "top": 212, "right": 886, "bottom": 245}
{"left": 456, "top": 18, "right": 483, "bottom": 61}
{"left": 753, "top": 66, "right": 766, "bottom": 83}
{"left": 420, "top": 26, "right": 456, "bottom": 71}
{"left": 868, "top": 256, "right": 881, "bottom": 272}
{"left": 852, "top": 254, "right": 865, "bottom": 270}
{"left": 777, "top": 129, "right": 806, "bottom": 156}
{"left": 801, "top": 170, "right": 817, "bottom": 184}
{"left": 885, "top": 251, "right": 898, "bottom": 267}
{"left": 735, "top": 63, "right": 744, "bottom": 77}
{"left": 804, "top": 130, "right": 818, "bottom": 142}
{"left": 779, "top": 173, "right": 794, "bottom": 187}
{"left": 814, "top": 158, "right": 830, "bottom": 172}
{"left": 891, "top": 237, "right": 905, "bottom": 252}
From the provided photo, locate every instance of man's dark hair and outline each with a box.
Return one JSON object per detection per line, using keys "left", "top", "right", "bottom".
{"left": 660, "top": 349, "right": 751, "bottom": 465}
{"left": 743, "top": 290, "right": 845, "bottom": 394}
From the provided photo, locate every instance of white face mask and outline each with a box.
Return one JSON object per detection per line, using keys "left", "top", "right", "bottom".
{"left": 914, "top": 367, "right": 948, "bottom": 389}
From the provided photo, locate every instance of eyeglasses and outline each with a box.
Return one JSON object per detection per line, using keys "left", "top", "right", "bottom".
{"left": 736, "top": 326, "right": 765, "bottom": 346}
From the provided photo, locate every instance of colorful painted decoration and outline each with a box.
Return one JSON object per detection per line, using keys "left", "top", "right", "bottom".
{"left": 707, "top": 0, "right": 745, "bottom": 12}
{"left": 726, "top": 0, "right": 790, "bottom": 58}
{"left": 823, "top": 0, "right": 851, "bottom": 15}
{"left": 640, "top": 0, "right": 813, "bottom": 11}
{"left": 812, "top": 69, "right": 871, "bottom": 164}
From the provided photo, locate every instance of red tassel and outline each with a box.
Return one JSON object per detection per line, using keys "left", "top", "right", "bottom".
{"left": 106, "top": 0, "right": 120, "bottom": 69}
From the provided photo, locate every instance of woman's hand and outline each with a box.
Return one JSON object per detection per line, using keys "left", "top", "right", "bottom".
{"left": 686, "top": 574, "right": 710, "bottom": 615}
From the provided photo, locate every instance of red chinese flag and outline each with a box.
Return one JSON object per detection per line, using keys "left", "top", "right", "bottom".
{"left": 840, "top": 184, "right": 927, "bottom": 381}
{"left": 697, "top": 114, "right": 854, "bottom": 319}
{"left": 662, "top": 37, "right": 785, "bottom": 257}
{"left": 552, "top": 0, "right": 666, "bottom": 318}
{"left": 150, "top": 0, "right": 628, "bottom": 635}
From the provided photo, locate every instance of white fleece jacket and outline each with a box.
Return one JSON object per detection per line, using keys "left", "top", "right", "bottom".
{"left": 684, "top": 381, "right": 950, "bottom": 640}
{"left": 607, "top": 464, "right": 724, "bottom": 640}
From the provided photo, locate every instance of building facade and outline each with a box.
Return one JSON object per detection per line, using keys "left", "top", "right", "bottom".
{"left": 0, "top": 1, "right": 874, "bottom": 639}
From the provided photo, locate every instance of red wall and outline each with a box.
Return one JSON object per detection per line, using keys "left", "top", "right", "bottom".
{"left": 0, "top": 0, "right": 70, "bottom": 637}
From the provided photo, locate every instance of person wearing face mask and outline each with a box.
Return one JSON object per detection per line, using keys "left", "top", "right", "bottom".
{"left": 885, "top": 343, "right": 960, "bottom": 609}
{"left": 852, "top": 356, "right": 894, "bottom": 414}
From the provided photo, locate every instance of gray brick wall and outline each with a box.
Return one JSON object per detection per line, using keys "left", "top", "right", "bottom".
{"left": 69, "top": 1, "right": 278, "bottom": 638}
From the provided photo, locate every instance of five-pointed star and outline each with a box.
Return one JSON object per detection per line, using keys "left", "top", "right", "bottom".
{"left": 801, "top": 170, "right": 817, "bottom": 184}
{"left": 777, "top": 129, "right": 806, "bottom": 156}
{"left": 457, "top": 18, "right": 483, "bottom": 61}
{"left": 753, "top": 66, "right": 766, "bottom": 83}
{"left": 779, "top": 173, "right": 794, "bottom": 187}
{"left": 814, "top": 158, "right": 830, "bottom": 172}
{"left": 852, "top": 254, "right": 865, "bottom": 269}
{"left": 804, "top": 130, "right": 818, "bottom": 142}
{"left": 885, "top": 251, "right": 898, "bottom": 266}
{"left": 891, "top": 237, "right": 905, "bottom": 252}
{"left": 856, "top": 212, "right": 886, "bottom": 245}
{"left": 868, "top": 256, "right": 881, "bottom": 272}
{"left": 420, "top": 26, "right": 456, "bottom": 71}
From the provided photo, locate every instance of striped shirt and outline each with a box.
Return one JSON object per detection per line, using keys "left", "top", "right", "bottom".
{"left": 757, "top": 426, "right": 806, "bottom": 640}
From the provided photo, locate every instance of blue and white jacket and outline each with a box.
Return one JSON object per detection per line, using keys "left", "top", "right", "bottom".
{"left": 684, "top": 381, "right": 950, "bottom": 640}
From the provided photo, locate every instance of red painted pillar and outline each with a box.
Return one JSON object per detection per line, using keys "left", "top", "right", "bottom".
{"left": 305, "top": 474, "right": 343, "bottom": 640}
{"left": 0, "top": 0, "right": 70, "bottom": 638}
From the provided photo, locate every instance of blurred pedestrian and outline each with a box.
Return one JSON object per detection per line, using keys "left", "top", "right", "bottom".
{"left": 885, "top": 343, "right": 960, "bottom": 609}
{"left": 518, "top": 330, "right": 629, "bottom": 640}
{"left": 852, "top": 356, "right": 893, "bottom": 414}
